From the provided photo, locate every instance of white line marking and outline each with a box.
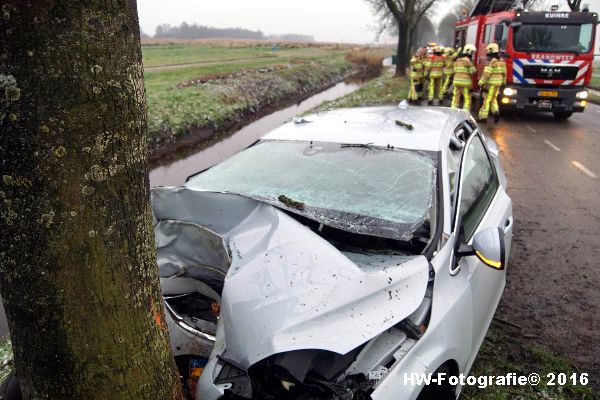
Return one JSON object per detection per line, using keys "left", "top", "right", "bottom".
{"left": 526, "top": 125, "right": 536, "bottom": 133}
{"left": 544, "top": 140, "right": 561, "bottom": 152}
{"left": 571, "top": 161, "right": 598, "bottom": 178}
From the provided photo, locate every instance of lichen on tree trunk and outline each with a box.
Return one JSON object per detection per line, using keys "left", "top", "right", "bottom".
{"left": 0, "top": 1, "right": 183, "bottom": 399}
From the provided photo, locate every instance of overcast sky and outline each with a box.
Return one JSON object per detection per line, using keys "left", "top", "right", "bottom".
{"left": 138, "top": 0, "right": 387, "bottom": 43}
{"left": 137, "top": 0, "right": 600, "bottom": 44}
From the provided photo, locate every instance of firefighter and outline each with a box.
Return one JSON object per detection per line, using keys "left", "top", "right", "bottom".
{"left": 478, "top": 43, "right": 507, "bottom": 123}
{"left": 408, "top": 47, "right": 426, "bottom": 104}
{"left": 451, "top": 44, "right": 477, "bottom": 111}
{"left": 442, "top": 46, "right": 459, "bottom": 98}
{"left": 424, "top": 45, "right": 445, "bottom": 105}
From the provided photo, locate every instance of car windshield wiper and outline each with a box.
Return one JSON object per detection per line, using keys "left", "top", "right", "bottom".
{"left": 341, "top": 142, "right": 375, "bottom": 149}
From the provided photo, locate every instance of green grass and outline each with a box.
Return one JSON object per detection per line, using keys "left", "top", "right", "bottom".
{"left": 142, "top": 44, "right": 344, "bottom": 67}
{"left": 589, "top": 62, "right": 600, "bottom": 104}
{"left": 312, "top": 69, "right": 409, "bottom": 112}
{"left": 0, "top": 338, "right": 12, "bottom": 383}
{"left": 142, "top": 44, "right": 355, "bottom": 149}
{"left": 463, "top": 323, "right": 596, "bottom": 399}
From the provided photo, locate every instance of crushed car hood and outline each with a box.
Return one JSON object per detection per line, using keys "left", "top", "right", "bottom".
{"left": 152, "top": 187, "right": 430, "bottom": 368}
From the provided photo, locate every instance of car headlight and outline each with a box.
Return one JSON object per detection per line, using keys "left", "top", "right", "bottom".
{"left": 576, "top": 90, "right": 588, "bottom": 99}
{"left": 503, "top": 87, "right": 517, "bottom": 97}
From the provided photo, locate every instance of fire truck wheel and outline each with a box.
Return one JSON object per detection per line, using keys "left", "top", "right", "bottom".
{"left": 553, "top": 111, "right": 572, "bottom": 120}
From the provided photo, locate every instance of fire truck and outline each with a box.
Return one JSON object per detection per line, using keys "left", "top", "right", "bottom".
{"left": 454, "top": 0, "right": 597, "bottom": 119}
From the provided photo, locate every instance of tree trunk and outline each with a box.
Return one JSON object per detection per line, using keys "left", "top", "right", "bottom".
{"left": 566, "top": 0, "right": 581, "bottom": 11}
{"left": 395, "top": 20, "right": 409, "bottom": 77}
{"left": 0, "top": 2, "right": 183, "bottom": 399}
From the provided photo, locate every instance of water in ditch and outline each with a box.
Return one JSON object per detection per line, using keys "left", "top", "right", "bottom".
{"left": 150, "top": 78, "right": 368, "bottom": 187}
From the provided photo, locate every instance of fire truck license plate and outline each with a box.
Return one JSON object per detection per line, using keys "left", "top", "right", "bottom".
{"left": 538, "top": 100, "right": 552, "bottom": 109}
{"left": 538, "top": 90, "right": 558, "bottom": 97}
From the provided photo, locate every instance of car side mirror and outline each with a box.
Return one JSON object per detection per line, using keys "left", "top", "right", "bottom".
{"left": 473, "top": 227, "right": 505, "bottom": 270}
{"left": 455, "top": 226, "right": 506, "bottom": 270}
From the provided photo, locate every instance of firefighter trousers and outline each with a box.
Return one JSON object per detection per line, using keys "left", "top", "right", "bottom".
{"left": 478, "top": 85, "right": 500, "bottom": 120}
{"left": 451, "top": 86, "right": 471, "bottom": 111}
{"left": 409, "top": 78, "right": 422, "bottom": 101}
{"left": 428, "top": 77, "right": 443, "bottom": 101}
{"left": 442, "top": 74, "right": 453, "bottom": 96}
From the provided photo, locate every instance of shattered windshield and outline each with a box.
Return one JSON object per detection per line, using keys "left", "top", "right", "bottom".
{"left": 513, "top": 23, "right": 594, "bottom": 53}
{"left": 187, "top": 141, "right": 436, "bottom": 241}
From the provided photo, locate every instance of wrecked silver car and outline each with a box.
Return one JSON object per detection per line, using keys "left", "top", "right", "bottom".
{"left": 154, "top": 106, "right": 513, "bottom": 400}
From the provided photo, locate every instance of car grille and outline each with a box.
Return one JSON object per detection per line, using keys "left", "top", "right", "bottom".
{"left": 523, "top": 64, "right": 578, "bottom": 80}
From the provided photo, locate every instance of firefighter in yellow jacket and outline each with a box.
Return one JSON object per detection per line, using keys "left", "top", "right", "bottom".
{"left": 478, "top": 43, "right": 506, "bottom": 122}
{"left": 442, "top": 46, "right": 459, "bottom": 97}
{"left": 424, "top": 45, "right": 445, "bottom": 105}
{"left": 408, "top": 48, "right": 426, "bottom": 104}
{"left": 451, "top": 44, "right": 477, "bottom": 111}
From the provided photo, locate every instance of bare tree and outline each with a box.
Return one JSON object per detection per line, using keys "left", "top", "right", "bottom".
{"left": 367, "top": 0, "right": 444, "bottom": 76}
{"left": 566, "top": 0, "right": 582, "bottom": 11}
{"left": 0, "top": 1, "right": 183, "bottom": 399}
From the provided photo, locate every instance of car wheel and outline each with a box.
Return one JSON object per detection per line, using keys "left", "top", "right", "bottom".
{"left": 416, "top": 364, "right": 456, "bottom": 400}
{"left": 0, "top": 370, "right": 22, "bottom": 400}
{"left": 553, "top": 111, "right": 572, "bottom": 120}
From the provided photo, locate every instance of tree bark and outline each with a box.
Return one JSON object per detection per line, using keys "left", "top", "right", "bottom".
{"left": 395, "top": 20, "right": 409, "bottom": 76}
{"left": 567, "top": 0, "right": 581, "bottom": 11}
{"left": 0, "top": 1, "right": 183, "bottom": 399}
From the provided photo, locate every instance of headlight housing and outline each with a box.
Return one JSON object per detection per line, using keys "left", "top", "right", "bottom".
{"left": 576, "top": 90, "right": 588, "bottom": 99}
{"left": 503, "top": 87, "right": 517, "bottom": 97}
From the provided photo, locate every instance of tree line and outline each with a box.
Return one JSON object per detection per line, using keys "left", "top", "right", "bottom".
{"left": 154, "top": 22, "right": 314, "bottom": 42}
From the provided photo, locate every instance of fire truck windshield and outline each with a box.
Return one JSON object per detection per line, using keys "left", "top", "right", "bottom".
{"left": 513, "top": 23, "right": 594, "bottom": 53}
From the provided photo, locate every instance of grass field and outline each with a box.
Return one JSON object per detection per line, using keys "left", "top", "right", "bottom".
{"left": 0, "top": 339, "right": 11, "bottom": 383}
{"left": 463, "top": 324, "right": 595, "bottom": 400}
{"left": 142, "top": 43, "right": 371, "bottom": 154}
{"left": 313, "top": 68, "right": 410, "bottom": 112}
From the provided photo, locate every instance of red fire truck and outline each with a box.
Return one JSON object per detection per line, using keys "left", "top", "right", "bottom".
{"left": 454, "top": 0, "right": 597, "bottom": 119}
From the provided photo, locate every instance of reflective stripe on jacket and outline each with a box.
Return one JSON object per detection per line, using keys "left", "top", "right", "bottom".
{"left": 453, "top": 57, "right": 476, "bottom": 88}
{"left": 478, "top": 58, "right": 506, "bottom": 87}
{"left": 444, "top": 55, "right": 456, "bottom": 76}
{"left": 425, "top": 55, "right": 445, "bottom": 79}
{"left": 410, "top": 57, "right": 424, "bottom": 79}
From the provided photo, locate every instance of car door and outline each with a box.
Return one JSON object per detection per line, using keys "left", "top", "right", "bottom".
{"left": 452, "top": 131, "right": 513, "bottom": 361}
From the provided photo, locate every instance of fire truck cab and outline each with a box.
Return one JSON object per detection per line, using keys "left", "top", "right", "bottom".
{"left": 454, "top": 1, "right": 597, "bottom": 119}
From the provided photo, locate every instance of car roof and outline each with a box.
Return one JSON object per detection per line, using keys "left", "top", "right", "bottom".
{"left": 262, "top": 105, "right": 470, "bottom": 152}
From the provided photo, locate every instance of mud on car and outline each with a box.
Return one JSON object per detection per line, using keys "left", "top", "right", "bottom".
{"left": 154, "top": 105, "right": 514, "bottom": 400}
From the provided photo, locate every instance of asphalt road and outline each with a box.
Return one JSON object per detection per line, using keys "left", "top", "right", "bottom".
{"left": 483, "top": 104, "right": 600, "bottom": 383}
{"left": 1, "top": 104, "right": 598, "bottom": 382}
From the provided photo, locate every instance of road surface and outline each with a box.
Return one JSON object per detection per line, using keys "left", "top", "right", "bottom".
{"left": 1, "top": 104, "right": 599, "bottom": 384}
{"left": 483, "top": 104, "right": 600, "bottom": 383}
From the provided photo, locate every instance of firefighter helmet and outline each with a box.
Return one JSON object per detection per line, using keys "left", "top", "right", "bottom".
{"left": 444, "top": 47, "right": 455, "bottom": 56}
{"left": 463, "top": 44, "right": 476, "bottom": 55}
{"left": 486, "top": 43, "right": 499, "bottom": 54}
{"left": 433, "top": 45, "right": 443, "bottom": 54}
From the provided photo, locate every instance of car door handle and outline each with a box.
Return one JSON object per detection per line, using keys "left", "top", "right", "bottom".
{"left": 503, "top": 216, "right": 513, "bottom": 233}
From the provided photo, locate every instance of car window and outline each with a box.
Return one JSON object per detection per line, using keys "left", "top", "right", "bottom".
{"left": 456, "top": 135, "right": 499, "bottom": 241}
{"left": 483, "top": 24, "right": 493, "bottom": 43}
{"left": 187, "top": 140, "right": 438, "bottom": 242}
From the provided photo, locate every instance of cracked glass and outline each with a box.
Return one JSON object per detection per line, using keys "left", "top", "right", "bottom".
{"left": 187, "top": 141, "right": 436, "bottom": 241}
